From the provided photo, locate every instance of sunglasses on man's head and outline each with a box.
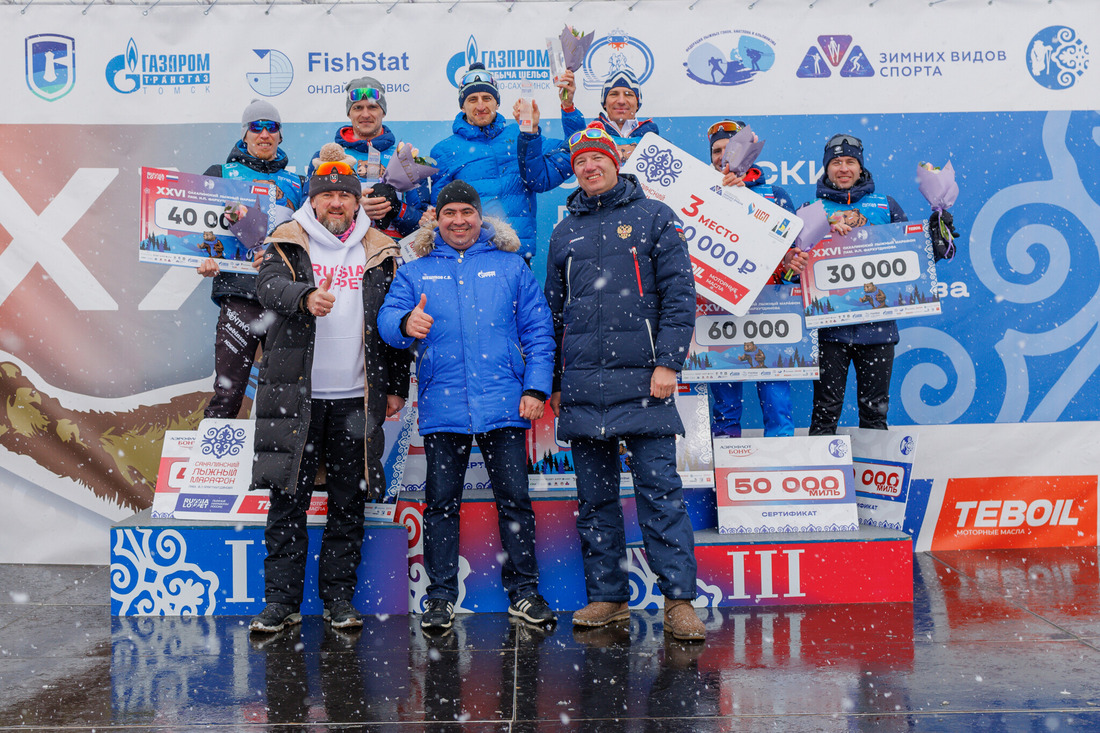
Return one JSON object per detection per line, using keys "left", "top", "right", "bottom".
{"left": 827, "top": 134, "right": 863, "bottom": 149}
{"left": 460, "top": 70, "right": 496, "bottom": 87}
{"left": 248, "top": 120, "right": 280, "bottom": 134}
{"left": 568, "top": 128, "right": 613, "bottom": 147}
{"left": 347, "top": 87, "right": 383, "bottom": 103}
{"left": 314, "top": 160, "right": 354, "bottom": 176}
{"left": 707, "top": 120, "right": 746, "bottom": 137}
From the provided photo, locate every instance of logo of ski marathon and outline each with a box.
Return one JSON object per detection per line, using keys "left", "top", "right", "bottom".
{"left": 26, "top": 33, "right": 75, "bottom": 102}
{"left": 106, "top": 39, "right": 210, "bottom": 94}
{"left": 580, "top": 30, "right": 654, "bottom": 90}
{"left": 796, "top": 34, "right": 1008, "bottom": 79}
{"left": 684, "top": 30, "right": 775, "bottom": 87}
{"left": 304, "top": 47, "right": 410, "bottom": 97}
{"left": 446, "top": 36, "right": 552, "bottom": 92}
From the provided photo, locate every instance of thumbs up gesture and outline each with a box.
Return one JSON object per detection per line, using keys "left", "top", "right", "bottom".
{"left": 405, "top": 293, "right": 433, "bottom": 339}
{"left": 307, "top": 272, "right": 336, "bottom": 317}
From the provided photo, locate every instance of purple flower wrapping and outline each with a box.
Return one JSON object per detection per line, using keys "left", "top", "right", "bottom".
{"left": 381, "top": 145, "right": 438, "bottom": 193}
{"left": 916, "top": 160, "right": 959, "bottom": 211}
{"left": 559, "top": 26, "right": 595, "bottom": 72}
{"left": 718, "top": 125, "right": 765, "bottom": 177}
{"left": 794, "top": 201, "right": 831, "bottom": 252}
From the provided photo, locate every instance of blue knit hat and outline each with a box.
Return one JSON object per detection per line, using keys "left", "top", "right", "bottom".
{"left": 458, "top": 63, "right": 500, "bottom": 107}
{"left": 601, "top": 69, "right": 642, "bottom": 111}
{"left": 822, "top": 133, "right": 864, "bottom": 168}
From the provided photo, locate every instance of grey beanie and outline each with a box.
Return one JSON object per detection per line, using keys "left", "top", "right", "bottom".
{"left": 241, "top": 99, "right": 281, "bottom": 136}
{"left": 345, "top": 76, "right": 388, "bottom": 115}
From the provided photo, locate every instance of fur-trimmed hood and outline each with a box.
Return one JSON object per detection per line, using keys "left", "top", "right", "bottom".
{"left": 409, "top": 216, "right": 520, "bottom": 259}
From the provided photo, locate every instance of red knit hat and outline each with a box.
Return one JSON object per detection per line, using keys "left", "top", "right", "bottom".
{"left": 569, "top": 121, "right": 621, "bottom": 170}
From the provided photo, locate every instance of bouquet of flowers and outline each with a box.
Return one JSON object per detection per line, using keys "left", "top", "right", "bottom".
{"left": 781, "top": 201, "right": 831, "bottom": 281}
{"left": 559, "top": 25, "right": 595, "bottom": 72}
{"left": 223, "top": 201, "right": 268, "bottom": 253}
{"left": 381, "top": 142, "right": 438, "bottom": 193}
{"left": 916, "top": 160, "right": 960, "bottom": 261}
{"left": 718, "top": 125, "right": 765, "bottom": 178}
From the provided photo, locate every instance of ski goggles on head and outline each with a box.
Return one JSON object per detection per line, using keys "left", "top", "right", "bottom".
{"left": 707, "top": 120, "right": 746, "bottom": 138}
{"left": 347, "top": 87, "right": 383, "bottom": 103}
{"left": 826, "top": 134, "right": 863, "bottom": 150}
{"left": 314, "top": 160, "right": 355, "bottom": 176}
{"left": 460, "top": 69, "right": 496, "bottom": 87}
{"left": 247, "top": 120, "right": 281, "bottom": 134}
{"left": 568, "top": 127, "right": 615, "bottom": 147}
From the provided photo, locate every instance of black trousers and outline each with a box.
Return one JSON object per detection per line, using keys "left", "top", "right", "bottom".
{"left": 205, "top": 296, "right": 266, "bottom": 419}
{"left": 263, "top": 397, "right": 367, "bottom": 606}
{"left": 809, "top": 341, "right": 894, "bottom": 435}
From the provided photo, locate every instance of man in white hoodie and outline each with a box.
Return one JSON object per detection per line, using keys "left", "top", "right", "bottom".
{"left": 248, "top": 143, "right": 410, "bottom": 634}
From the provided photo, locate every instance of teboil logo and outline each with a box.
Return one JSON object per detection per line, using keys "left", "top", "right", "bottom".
{"left": 932, "top": 476, "right": 1097, "bottom": 550}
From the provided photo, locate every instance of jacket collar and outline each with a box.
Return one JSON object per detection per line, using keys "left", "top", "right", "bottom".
{"left": 337, "top": 125, "right": 396, "bottom": 154}
{"left": 452, "top": 111, "right": 506, "bottom": 141}
{"left": 410, "top": 216, "right": 520, "bottom": 258}
{"left": 227, "top": 140, "right": 290, "bottom": 174}
{"left": 565, "top": 173, "right": 644, "bottom": 215}
{"left": 816, "top": 168, "right": 876, "bottom": 204}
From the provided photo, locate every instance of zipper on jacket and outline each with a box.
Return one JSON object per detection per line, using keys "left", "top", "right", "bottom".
{"left": 565, "top": 253, "right": 574, "bottom": 305}
{"left": 630, "top": 247, "right": 643, "bottom": 297}
{"left": 644, "top": 319, "right": 656, "bottom": 361}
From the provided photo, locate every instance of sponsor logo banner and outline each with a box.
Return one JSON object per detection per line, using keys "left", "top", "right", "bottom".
{"left": 25, "top": 33, "right": 75, "bottom": 101}
{"left": 685, "top": 29, "right": 776, "bottom": 86}
{"left": 106, "top": 38, "right": 211, "bottom": 94}
{"left": 247, "top": 48, "right": 293, "bottom": 97}
{"left": 932, "top": 475, "right": 1098, "bottom": 550}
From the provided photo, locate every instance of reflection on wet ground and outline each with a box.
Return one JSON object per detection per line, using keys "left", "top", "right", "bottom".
{"left": 3, "top": 547, "right": 1100, "bottom": 730}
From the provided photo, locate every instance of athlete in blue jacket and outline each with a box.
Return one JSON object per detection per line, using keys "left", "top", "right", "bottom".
{"left": 428, "top": 63, "right": 572, "bottom": 260}
{"left": 805, "top": 134, "right": 907, "bottom": 434}
{"left": 198, "top": 100, "right": 303, "bottom": 420}
{"left": 378, "top": 181, "right": 556, "bottom": 633}
{"left": 704, "top": 120, "right": 807, "bottom": 438}
{"left": 305, "top": 77, "right": 428, "bottom": 239}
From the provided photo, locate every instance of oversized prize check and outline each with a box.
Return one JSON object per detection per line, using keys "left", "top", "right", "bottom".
{"left": 683, "top": 284, "right": 819, "bottom": 382}
{"left": 841, "top": 427, "right": 918, "bottom": 533}
{"left": 138, "top": 167, "right": 276, "bottom": 274}
{"left": 714, "top": 435, "right": 858, "bottom": 534}
{"left": 801, "top": 220, "right": 941, "bottom": 329}
{"left": 622, "top": 133, "right": 803, "bottom": 316}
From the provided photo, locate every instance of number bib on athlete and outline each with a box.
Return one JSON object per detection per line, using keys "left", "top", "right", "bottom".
{"left": 714, "top": 435, "right": 859, "bottom": 534}
{"left": 800, "top": 220, "right": 941, "bottom": 328}
{"left": 139, "top": 167, "right": 277, "bottom": 274}
{"left": 622, "top": 133, "right": 803, "bottom": 316}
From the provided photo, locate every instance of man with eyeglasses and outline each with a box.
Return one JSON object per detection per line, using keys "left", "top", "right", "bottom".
{"left": 428, "top": 62, "right": 572, "bottom": 260}
{"left": 805, "top": 133, "right": 907, "bottom": 434}
{"left": 306, "top": 77, "right": 427, "bottom": 240}
{"left": 559, "top": 68, "right": 656, "bottom": 163}
{"left": 704, "top": 119, "right": 807, "bottom": 439}
{"left": 248, "top": 143, "right": 411, "bottom": 634}
{"left": 378, "top": 180, "right": 557, "bottom": 634}
{"left": 197, "top": 99, "right": 304, "bottom": 420}
{"left": 545, "top": 122, "right": 705, "bottom": 642}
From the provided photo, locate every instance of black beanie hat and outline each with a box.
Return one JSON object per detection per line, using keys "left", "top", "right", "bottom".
{"left": 436, "top": 180, "right": 482, "bottom": 216}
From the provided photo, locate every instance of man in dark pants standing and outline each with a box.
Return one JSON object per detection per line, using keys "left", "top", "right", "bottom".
{"left": 545, "top": 123, "right": 705, "bottom": 642}
{"left": 198, "top": 99, "right": 303, "bottom": 419}
{"left": 248, "top": 143, "right": 409, "bottom": 633}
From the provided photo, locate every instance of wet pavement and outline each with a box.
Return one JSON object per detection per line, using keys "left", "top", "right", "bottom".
{"left": 2, "top": 547, "right": 1100, "bottom": 731}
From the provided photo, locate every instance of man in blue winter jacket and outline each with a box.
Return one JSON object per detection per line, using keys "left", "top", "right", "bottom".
{"left": 378, "top": 180, "right": 557, "bottom": 633}
{"left": 305, "top": 76, "right": 427, "bottom": 240}
{"left": 427, "top": 63, "right": 573, "bottom": 260}
{"left": 545, "top": 122, "right": 706, "bottom": 642}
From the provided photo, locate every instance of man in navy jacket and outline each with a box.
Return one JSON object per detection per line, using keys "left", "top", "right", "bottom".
{"left": 545, "top": 123, "right": 705, "bottom": 642}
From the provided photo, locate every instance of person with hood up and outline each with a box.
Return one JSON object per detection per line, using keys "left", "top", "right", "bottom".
{"left": 248, "top": 143, "right": 410, "bottom": 635}
{"left": 378, "top": 180, "right": 557, "bottom": 634}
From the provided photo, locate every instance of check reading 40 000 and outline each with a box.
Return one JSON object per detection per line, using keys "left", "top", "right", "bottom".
{"left": 154, "top": 198, "right": 235, "bottom": 237}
